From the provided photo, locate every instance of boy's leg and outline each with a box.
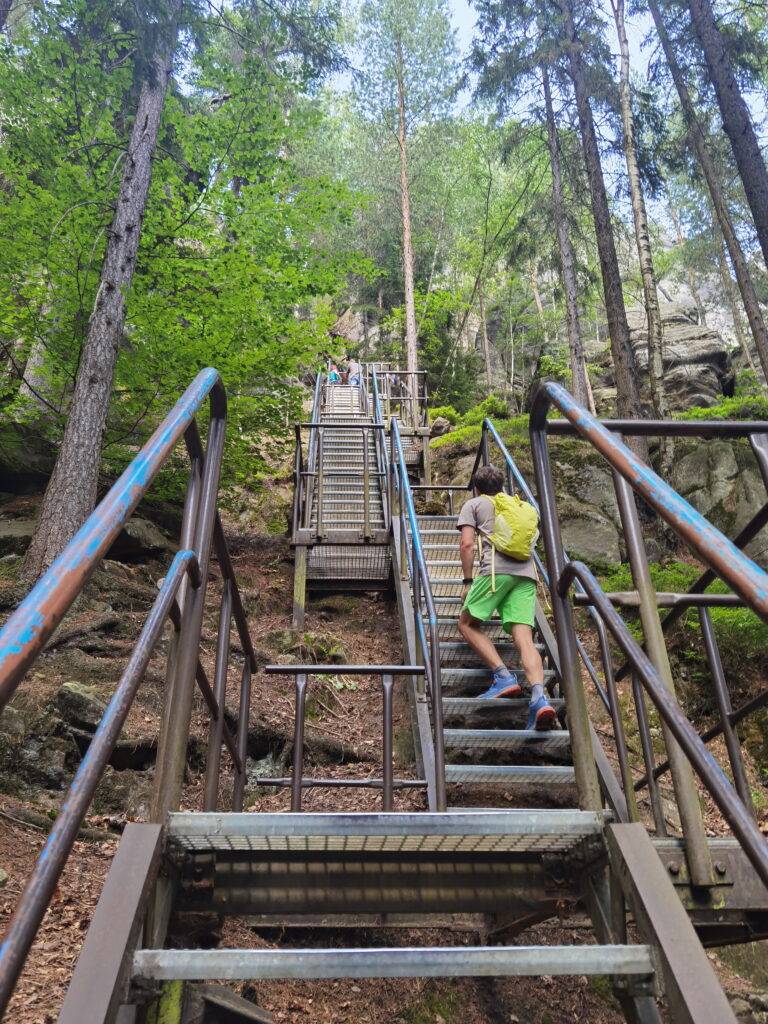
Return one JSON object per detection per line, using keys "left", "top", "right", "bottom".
{"left": 459, "top": 577, "right": 521, "bottom": 698}
{"left": 510, "top": 623, "right": 544, "bottom": 686}
{"left": 502, "top": 579, "right": 556, "bottom": 731}
{"left": 458, "top": 609, "right": 504, "bottom": 669}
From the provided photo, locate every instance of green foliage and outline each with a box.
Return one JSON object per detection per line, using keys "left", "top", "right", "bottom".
{"left": 428, "top": 405, "right": 459, "bottom": 424}
{"left": 0, "top": 0, "right": 368, "bottom": 505}
{"left": 675, "top": 388, "right": 768, "bottom": 422}
{"left": 457, "top": 395, "right": 510, "bottom": 425}
{"left": 598, "top": 561, "right": 768, "bottom": 668}
{"left": 385, "top": 289, "right": 481, "bottom": 411}
{"left": 430, "top": 414, "right": 529, "bottom": 450}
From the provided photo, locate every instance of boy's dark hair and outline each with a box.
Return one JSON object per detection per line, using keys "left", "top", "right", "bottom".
{"left": 473, "top": 465, "right": 505, "bottom": 496}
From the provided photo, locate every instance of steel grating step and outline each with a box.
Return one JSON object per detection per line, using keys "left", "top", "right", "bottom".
{"left": 444, "top": 765, "right": 576, "bottom": 785}
{"left": 440, "top": 668, "right": 557, "bottom": 688}
{"left": 443, "top": 697, "right": 564, "bottom": 717}
{"left": 444, "top": 729, "right": 570, "bottom": 755}
{"left": 133, "top": 945, "right": 653, "bottom": 982}
{"left": 167, "top": 810, "right": 605, "bottom": 852}
{"left": 436, "top": 642, "right": 544, "bottom": 666}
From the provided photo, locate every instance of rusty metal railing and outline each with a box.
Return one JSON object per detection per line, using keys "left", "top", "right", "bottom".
{"left": 259, "top": 664, "right": 427, "bottom": 811}
{"left": 0, "top": 368, "right": 256, "bottom": 1015}
{"left": 530, "top": 381, "right": 768, "bottom": 890}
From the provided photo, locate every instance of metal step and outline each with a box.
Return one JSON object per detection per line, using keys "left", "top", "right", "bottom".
{"left": 421, "top": 618, "right": 509, "bottom": 640}
{"left": 444, "top": 729, "right": 571, "bottom": 756}
{"left": 436, "top": 642, "right": 544, "bottom": 667}
{"left": 440, "top": 668, "right": 557, "bottom": 688}
{"left": 168, "top": 810, "right": 605, "bottom": 850}
{"left": 444, "top": 765, "right": 576, "bottom": 785}
{"left": 443, "top": 697, "right": 564, "bottom": 717}
{"left": 133, "top": 944, "right": 653, "bottom": 981}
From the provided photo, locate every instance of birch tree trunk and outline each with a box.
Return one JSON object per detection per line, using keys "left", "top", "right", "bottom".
{"left": 541, "top": 64, "right": 590, "bottom": 409}
{"left": 561, "top": 1, "right": 647, "bottom": 456}
{"left": 23, "top": 0, "right": 182, "bottom": 581}
{"left": 478, "top": 286, "right": 493, "bottom": 395}
{"left": 612, "top": 0, "right": 669, "bottom": 427}
{"left": 685, "top": 0, "right": 768, "bottom": 269}
{"left": 648, "top": 0, "right": 768, "bottom": 380}
{"left": 396, "top": 40, "right": 419, "bottom": 377}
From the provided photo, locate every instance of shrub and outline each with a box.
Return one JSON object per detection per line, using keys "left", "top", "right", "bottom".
{"left": 457, "top": 395, "right": 510, "bottom": 426}
{"left": 428, "top": 405, "right": 459, "bottom": 424}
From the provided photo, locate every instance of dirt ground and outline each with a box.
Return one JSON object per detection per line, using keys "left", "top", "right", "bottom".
{"left": 0, "top": 512, "right": 761, "bottom": 1023}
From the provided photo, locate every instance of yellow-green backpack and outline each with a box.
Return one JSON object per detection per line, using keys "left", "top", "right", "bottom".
{"left": 477, "top": 493, "right": 539, "bottom": 591}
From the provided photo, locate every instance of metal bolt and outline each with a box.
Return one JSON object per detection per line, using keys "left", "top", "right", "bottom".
{"left": 715, "top": 861, "right": 727, "bottom": 876}
{"left": 668, "top": 862, "right": 680, "bottom": 875}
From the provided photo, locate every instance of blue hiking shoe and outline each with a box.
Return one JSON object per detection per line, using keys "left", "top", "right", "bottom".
{"left": 526, "top": 694, "right": 557, "bottom": 731}
{"left": 476, "top": 673, "right": 522, "bottom": 699}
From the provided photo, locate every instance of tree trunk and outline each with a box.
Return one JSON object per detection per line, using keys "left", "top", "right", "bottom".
{"left": 541, "top": 64, "right": 590, "bottom": 409}
{"left": 612, "top": 0, "right": 668, "bottom": 425}
{"left": 561, "top": 1, "right": 647, "bottom": 455}
{"left": 395, "top": 40, "right": 418, "bottom": 377}
{"left": 666, "top": 195, "right": 707, "bottom": 324}
{"left": 0, "top": 2, "right": 12, "bottom": 32}
{"left": 685, "top": 0, "right": 768, "bottom": 269}
{"left": 717, "top": 242, "right": 760, "bottom": 379}
{"left": 648, "top": 0, "right": 768, "bottom": 381}
{"left": 23, "top": 1, "right": 181, "bottom": 582}
{"left": 478, "top": 285, "right": 493, "bottom": 395}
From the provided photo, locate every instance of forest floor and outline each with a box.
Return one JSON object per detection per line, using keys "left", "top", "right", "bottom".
{"left": 0, "top": 489, "right": 761, "bottom": 1022}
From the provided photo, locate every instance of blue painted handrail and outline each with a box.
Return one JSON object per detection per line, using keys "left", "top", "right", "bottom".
{"left": 0, "top": 368, "right": 225, "bottom": 709}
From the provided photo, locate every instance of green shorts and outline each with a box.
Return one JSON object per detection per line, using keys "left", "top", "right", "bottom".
{"left": 462, "top": 574, "right": 536, "bottom": 631}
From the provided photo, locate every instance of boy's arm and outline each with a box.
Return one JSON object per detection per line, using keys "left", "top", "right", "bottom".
{"left": 459, "top": 524, "right": 476, "bottom": 602}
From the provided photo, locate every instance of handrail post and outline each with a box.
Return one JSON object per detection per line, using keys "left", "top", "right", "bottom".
{"left": 292, "top": 674, "right": 308, "bottom": 812}
{"left": 612, "top": 470, "right": 713, "bottom": 886}
{"left": 232, "top": 659, "right": 251, "bottom": 811}
{"left": 363, "top": 425, "right": 371, "bottom": 540}
{"left": 204, "top": 578, "right": 233, "bottom": 813}
{"left": 316, "top": 427, "right": 325, "bottom": 540}
{"left": 530, "top": 398, "right": 601, "bottom": 811}
{"left": 382, "top": 672, "right": 394, "bottom": 810}
{"left": 151, "top": 401, "right": 227, "bottom": 822}
{"left": 698, "top": 607, "right": 755, "bottom": 817}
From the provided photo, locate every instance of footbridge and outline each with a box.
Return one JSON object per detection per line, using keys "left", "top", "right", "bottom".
{"left": 0, "top": 366, "right": 766, "bottom": 1022}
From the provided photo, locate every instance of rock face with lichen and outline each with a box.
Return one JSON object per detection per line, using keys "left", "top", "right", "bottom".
{"left": 669, "top": 439, "right": 768, "bottom": 568}
{"left": 592, "top": 303, "right": 734, "bottom": 415}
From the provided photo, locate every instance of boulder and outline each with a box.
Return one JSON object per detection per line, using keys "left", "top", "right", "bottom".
{"left": 430, "top": 416, "right": 452, "bottom": 438}
{"left": 107, "top": 516, "right": 175, "bottom": 562}
{"left": 0, "top": 519, "right": 35, "bottom": 556}
{"left": 56, "top": 681, "right": 107, "bottom": 731}
{"left": 558, "top": 506, "right": 622, "bottom": 565}
{"left": 670, "top": 439, "right": 768, "bottom": 568}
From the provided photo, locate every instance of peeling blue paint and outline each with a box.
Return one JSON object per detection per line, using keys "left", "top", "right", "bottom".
{"left": 0, "top": 369, "right": 223, "bottom": 706}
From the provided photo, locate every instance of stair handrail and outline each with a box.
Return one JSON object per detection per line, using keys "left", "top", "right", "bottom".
{"left": 530, "top": 381, "right": 768, "bottom": 888}
{"left": 292, "top": 371, "right": 323, "bottom": 538}
{"left": 370, "top": 368, "right": 392, "bottom": 525}
{"left": 388, "top": 413, "right": 447, "bottom": 810}
{"left": 0, "top": 369, "right": 257, "bottom": 1016}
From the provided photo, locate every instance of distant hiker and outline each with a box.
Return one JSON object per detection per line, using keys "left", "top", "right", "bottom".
{"left": 347, "top": 357, "right": 362, "bottom": 386}
{"left": 328, "top": 364, "right": 341, "bottom": 383}
{"left": 456, "top": 464, "right": 555, "bottom": 731}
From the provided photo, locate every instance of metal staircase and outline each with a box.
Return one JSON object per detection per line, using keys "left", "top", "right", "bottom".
{"left": 0, "top": 368, "right": 767, "bottom": 1023}
{"left": 413, "top": 512, "right": 574, "bottom": 796}
{"left": 291, "top": 379, "right": 390, "bottom": 627}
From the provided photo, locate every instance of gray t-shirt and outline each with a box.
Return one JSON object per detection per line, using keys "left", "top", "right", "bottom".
{"left": 347, "top": 360, "right": 361, "bottom": 379}
{"left": 456, "top": 495, "right": 538, "bottom": 581}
